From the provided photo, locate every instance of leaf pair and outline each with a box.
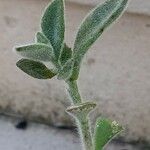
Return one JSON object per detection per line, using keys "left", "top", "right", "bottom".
{"left": 58, "top": 0, "right": 128, "bottom": 81}
{"left": 16, "top": 0, "right": 66, "bottom": 79}
{"left": 16, "top": 43, "right": 57, "bottom": 79}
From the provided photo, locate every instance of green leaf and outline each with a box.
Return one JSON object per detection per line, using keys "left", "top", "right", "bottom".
{"left": 59, "top": 43, "right": 72, "bottom": 66}
{"left": 36, "top": 32, "right": 51, "bottom": 45}
{"left": 94, "top": 118, "right": 123, "bottom": 150}
{"left": 71, "top": 0, "right": 128, "bottom": 80}
{"left": 16, "top": 59, "right": 57, "bottom": 79}
{"left": 15, "top": 43, "right": 56, "bottom": 63}
{"left": 57, "top": 59, "right": 74, "bottom": 81}
{"left": 41, "top": 0, "right": 65, "bottom": 59}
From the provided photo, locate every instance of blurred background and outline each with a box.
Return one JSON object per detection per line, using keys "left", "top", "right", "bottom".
{"left": 0, "top": 0, "right": 150, "bottom": 149}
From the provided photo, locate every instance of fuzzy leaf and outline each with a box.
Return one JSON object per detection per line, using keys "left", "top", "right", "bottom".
{"left": 36, "top": 32, "right": 51, "bottom": 45}
{"left": 71, "top": 0, "right": 128, "bottom": 80}
{"left": 57, "top": 59, "right": 74, "bottom": 80}
{"left": 94, "top": 118, "right": 123, "bottom": 150}
{"left": 16, "top": 43, "right": 56, "bottom": 63}
{"left": 17, "top": 59, "right": 56, "bottom": 79}
{"left": 59, "top": 44, "right": 72, "bottom": 66}
{"left": 41, "top": 0, "right": 65, "bottom": 59}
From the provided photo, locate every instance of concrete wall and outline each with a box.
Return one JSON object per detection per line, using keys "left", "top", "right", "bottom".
{"left": 0, "top": 0, "right": 150, "bottom": 142}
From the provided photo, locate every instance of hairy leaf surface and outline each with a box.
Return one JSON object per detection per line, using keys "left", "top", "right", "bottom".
{"left": 59, "top": 44, "right": 72, "bottom": 66}
{"left": 17, "top": 59, "right": 56, "bottom": 79}
{"left": 16, "top": 44, "right": 55, "bottom": 63}
{"left": 36, "top": 32, "right": 51, "bottom": 45}
{"left": 57, "top": 59, "right": 74, "bottom": 80}
{"left": 94, "top": 118, "right": 123, "bottom": 150}
{"left": 71, "top": 0, "right": 128, "bottom": 80}
{"left": 41, "top": 0, "right": 65, "bottom": 59}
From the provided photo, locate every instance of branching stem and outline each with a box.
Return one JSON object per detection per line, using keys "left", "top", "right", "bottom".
{"left": 66, "top": 80, "right": 93, "bottom": 150}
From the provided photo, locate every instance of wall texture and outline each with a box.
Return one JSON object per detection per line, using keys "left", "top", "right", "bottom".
{"left": 0, "top": 0, "right": 150, "bottom": 142}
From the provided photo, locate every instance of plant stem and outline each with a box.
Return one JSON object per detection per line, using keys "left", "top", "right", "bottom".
{"left": 66, "top": 80, "right": 93, "bottom": 150}
{"left": 77, "top": 116, "right": 93, "bottom": 150}
{"left": 66, "top": 80, "right": 82, "bottom": 104}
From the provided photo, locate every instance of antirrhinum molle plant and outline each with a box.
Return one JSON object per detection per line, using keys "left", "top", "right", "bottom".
{"left": 14, "top": 0, "right": 128, "bottom": 150}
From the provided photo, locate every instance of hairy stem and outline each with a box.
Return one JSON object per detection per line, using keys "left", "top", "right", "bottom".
{"left": 66, "top": 80, "right": 93, "bottom": 150}
{"left": 77, "top": 116, "right": 93, "bottom": 150}
{"left": 66, "top": 80, "right": 82, "bottom": 104}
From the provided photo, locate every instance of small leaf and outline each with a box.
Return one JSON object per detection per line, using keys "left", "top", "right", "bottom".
{"left": 41, "top": 0, "right": 65, "bottom": 59}
{"left": 94, "top": 118, "right": 123, "bottom": 150}
{"left": 71, "top": 0, "right": 128, "bottom": 80}
{"left": 59, "top": 43, "right": 72, "bottom": 66}
{"left": 16, "top": 43, "right": 56, "bottom": 63}
{"left": 36, "top": 32, "right": 51, "bottom": 45}
{"left": 57, "top": 59, "right": 74, "bottom": 81}
{"left": 16, "top": 59, "right": 57, "bottom": 79}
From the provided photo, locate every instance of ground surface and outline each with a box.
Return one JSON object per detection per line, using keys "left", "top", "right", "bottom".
{"left": 0, "top": 116, "right": 147, "bottom": 150}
